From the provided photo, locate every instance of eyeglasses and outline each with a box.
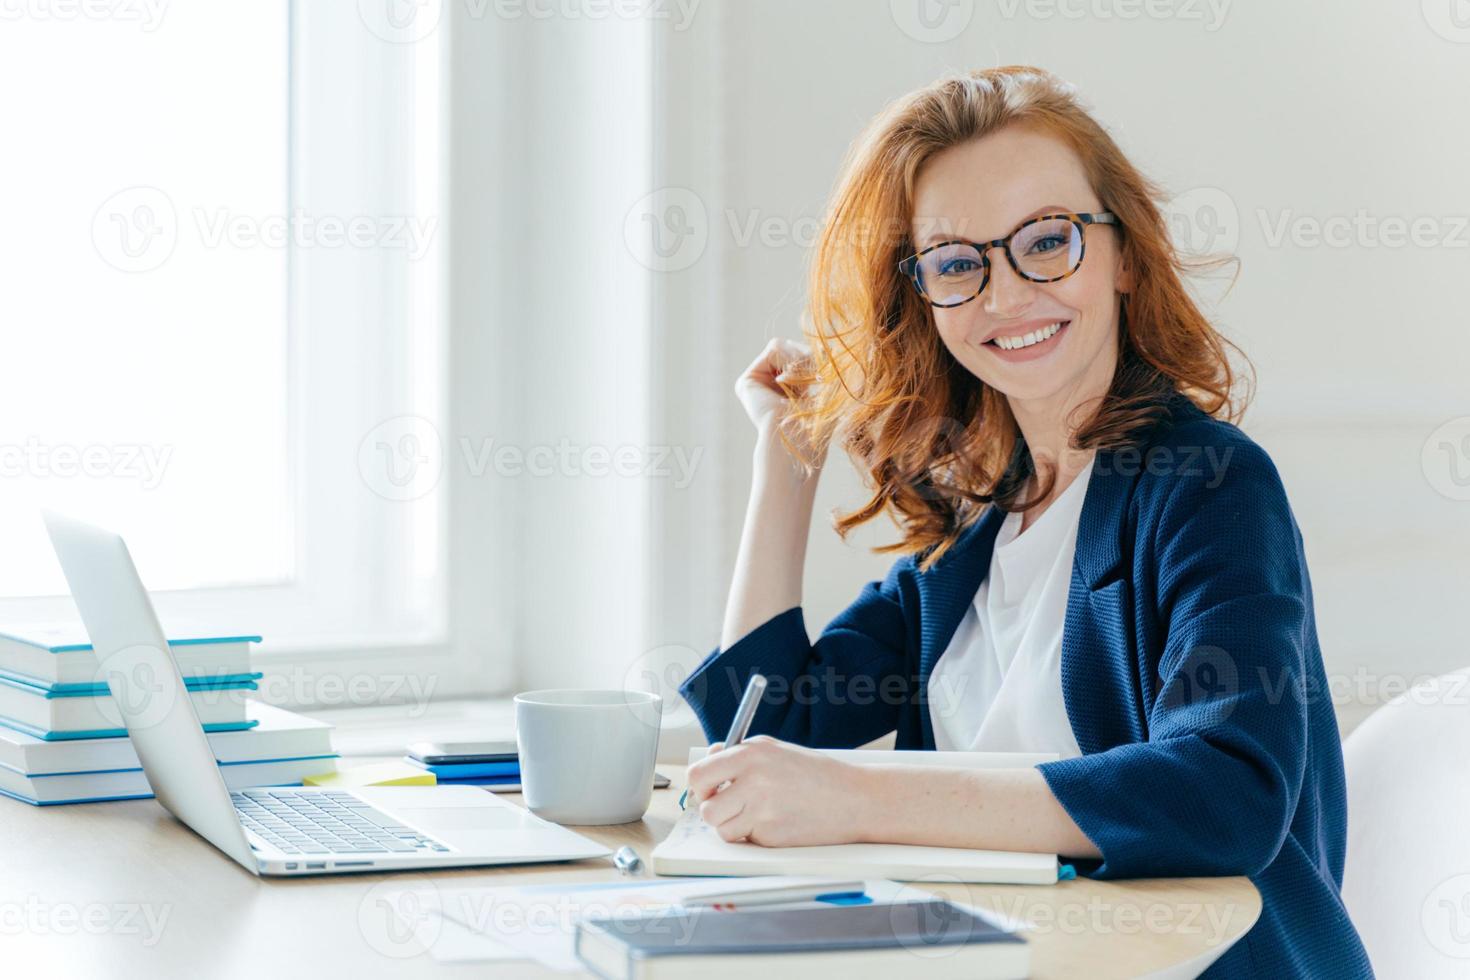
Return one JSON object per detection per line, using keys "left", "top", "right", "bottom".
{"left": 898, "top": 211, "right": 1120, "bottom": 308}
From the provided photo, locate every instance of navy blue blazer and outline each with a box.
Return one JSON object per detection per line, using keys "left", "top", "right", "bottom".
{"left": 680, "top": 393, "right": 1373, "bottom": 979}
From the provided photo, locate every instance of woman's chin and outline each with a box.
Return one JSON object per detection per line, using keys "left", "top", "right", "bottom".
{"left": 971, "top": 365, "right": 1078, "bottom": 405}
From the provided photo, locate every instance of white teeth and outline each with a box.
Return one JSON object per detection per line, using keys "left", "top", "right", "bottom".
{"left": 995, "top": 321, "right": 1063, "bottom": 350}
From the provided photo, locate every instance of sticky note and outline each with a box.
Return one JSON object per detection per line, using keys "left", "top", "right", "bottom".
{"left": 304, "top": 761, "right": 437, "bottom": 788}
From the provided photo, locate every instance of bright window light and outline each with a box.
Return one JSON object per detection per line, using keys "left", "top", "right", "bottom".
{"left": 0, "top": 6, "right": 292, "bottom": 596}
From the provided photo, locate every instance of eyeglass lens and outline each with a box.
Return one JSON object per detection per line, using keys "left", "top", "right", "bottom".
{"left": 913, "top": 217, "right": 1085, "bottom": 307}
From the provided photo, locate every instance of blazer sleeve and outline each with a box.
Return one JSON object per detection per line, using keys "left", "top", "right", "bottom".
{"left": 678, "top": 557, "right": 914, "bottom": 749}
{"left": 1037, "top": 440, "right": 1310, "bottom": 879}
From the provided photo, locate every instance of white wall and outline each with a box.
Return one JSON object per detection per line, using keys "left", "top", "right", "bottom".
{"left": 644, "top": 0, "right": 1470, "bottom": 733}
{"left": 449, "top": 6, "right": 654, "bottom": 693}
{"left": 447, "top": 2, "right": 1470, "bottom": 733}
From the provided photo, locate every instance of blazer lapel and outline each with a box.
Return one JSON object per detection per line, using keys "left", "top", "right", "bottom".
{"left": 910, "top": 447, "right": 1133, "bottom": 751}
{"left": 1061, "top": 446, "right": 1148, "bottom": 752}
{"left": 914, "top": 505, "right": 1006, "bottom": 748}
{"left": 915, "top": 444, "right": 1133, "bottom": 689}
{"left": 913, "top": 396, "right": 1192, "bottom": 754}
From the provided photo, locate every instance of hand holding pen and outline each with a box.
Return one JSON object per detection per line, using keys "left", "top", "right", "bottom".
{"left": 679, "top": 673, "right": 766, "bottom": 810}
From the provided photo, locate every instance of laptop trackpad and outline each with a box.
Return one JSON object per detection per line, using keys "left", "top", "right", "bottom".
{"left": 395, "top": 807, "right": 535, "bottom": 831}
{"left": 394, "top": 805, "right": 603, "bottom": 857}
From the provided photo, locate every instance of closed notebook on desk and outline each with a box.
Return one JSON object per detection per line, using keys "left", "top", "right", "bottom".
{"left": 575, "top": 899, "right": 1028, "bottom": 980}
{"left": 653, "top": 748, "right": 1059, "bottom": 885}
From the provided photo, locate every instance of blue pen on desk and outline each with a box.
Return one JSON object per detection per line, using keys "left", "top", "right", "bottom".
{"left": 683, "top": 880, "right": 868, "bottom": 909}
{"left": 679, "top": 673, "right": 767, "bottom": 811}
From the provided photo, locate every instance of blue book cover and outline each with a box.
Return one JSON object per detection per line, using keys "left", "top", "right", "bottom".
{"left": 0, "top": 664, "right": 263, "bottom": 696}
{"left": 0, "top": 627, "right": 261, "bottom": 688}
{"left": 0, "top": 672, "right": 260, "bottom": 740}
{"left": 0, "top": 717, "right": 261, "bottom": 742}
{"left": 403, "top": 757, "right": 520, "bottom": 778}
{"left": 0, "top": 753, "right": 338, "bottom": 805}
{"left": 436, "top": 774, "right": 521, "bottom": 788}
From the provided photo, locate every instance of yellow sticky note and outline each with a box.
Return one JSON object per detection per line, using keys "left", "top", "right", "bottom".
{"left": 303, "top": 761, "right": 436, "bottom": 788}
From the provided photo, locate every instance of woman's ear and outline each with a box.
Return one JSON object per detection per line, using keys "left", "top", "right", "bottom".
{"left": 1115, "top": 244, "right": 1136, "bottom": 295}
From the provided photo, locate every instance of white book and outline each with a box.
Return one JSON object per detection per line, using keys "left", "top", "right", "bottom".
{"left": 0, "top": 702, "right": 334, "bottom": 774}
{"left": 0, "top": 755, "right": 339, "bottom": 805}
{"left": 0, "top": 672, "right": 255, "bottom": 739}
{"left": 0, "top": 624, "right": 258, "bottom": 687}
{"left": 652, "top": 749, "right": 1060, "bottom": 885}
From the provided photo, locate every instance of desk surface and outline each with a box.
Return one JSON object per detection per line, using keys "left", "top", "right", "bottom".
{"left": 1, "top": 767, "right": 1259, "bottom": 979}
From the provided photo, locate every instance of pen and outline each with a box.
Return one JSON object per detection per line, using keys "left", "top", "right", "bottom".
{"left": 682, "top": 879, "right": 867, "bottom": 909}
{"left": 679, "top": 673, "right": 767, "bottom": 810}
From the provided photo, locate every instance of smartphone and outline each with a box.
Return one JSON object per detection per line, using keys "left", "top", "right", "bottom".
{"left": 407, "top": 739, "right": 519, "bottom": 765}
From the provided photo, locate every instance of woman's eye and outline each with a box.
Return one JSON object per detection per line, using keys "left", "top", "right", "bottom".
{"left": 1027, "top": 235, "right": 1067, "bottom": 255}
{"left": 937, "top": 258, "right": 979, "bottom": 277}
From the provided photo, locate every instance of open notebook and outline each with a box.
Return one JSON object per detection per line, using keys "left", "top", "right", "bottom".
{"left": 653, "top": 749, "right": 1061, "bottom": 885}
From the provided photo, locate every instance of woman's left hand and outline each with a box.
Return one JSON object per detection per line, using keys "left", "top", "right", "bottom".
{"left": 684, "top": 735, "right": 875, "bottom": 847}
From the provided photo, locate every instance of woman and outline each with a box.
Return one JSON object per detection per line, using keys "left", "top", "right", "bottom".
{"left": 679, "top": 67, "right": 1372, "bottom": 978}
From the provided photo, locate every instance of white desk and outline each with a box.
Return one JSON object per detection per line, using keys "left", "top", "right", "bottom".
{"left": 0, "top": 766, "right": 1258, "bottom": 978}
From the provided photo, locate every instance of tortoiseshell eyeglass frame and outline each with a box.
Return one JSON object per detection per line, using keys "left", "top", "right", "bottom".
{"left": 897, "top": 211, "right": 1120, "bottom": 309}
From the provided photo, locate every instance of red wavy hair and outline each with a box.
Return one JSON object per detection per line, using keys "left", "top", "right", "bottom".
{"left": 780, "top": 65, "right": 1250, "bottom": 571}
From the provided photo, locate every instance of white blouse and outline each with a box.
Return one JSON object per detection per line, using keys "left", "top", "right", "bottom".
{"left": 926, "top": 456, "right": 1094, "bottom": 758}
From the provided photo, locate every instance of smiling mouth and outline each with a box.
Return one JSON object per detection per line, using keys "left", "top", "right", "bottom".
{"left": 985, "top": 320, "right": 1069, "bottom": 351}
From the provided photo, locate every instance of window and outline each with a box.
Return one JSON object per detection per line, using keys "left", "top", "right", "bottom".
{"left": 0, "top": 4, "right": 447, "bottom": 671}
{"left": 1, "top": 5, "right": 291, "bottom": 596}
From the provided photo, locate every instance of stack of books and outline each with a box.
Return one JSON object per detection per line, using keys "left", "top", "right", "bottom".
{"left": 0, "top": 627, "right": 338, "bottom": 805}
{"left": 404, "top": 756, "right": 521, "bottom": 789}
{"left": 402, "top": 746, "right": 523, "bottom": 793}
{"left": 402, "top": 740, "right": 523, "bottom": 790}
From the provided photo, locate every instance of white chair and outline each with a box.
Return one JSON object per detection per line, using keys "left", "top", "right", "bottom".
{"left": 1342, "top": 667, "right": 1470, "bottom": 978}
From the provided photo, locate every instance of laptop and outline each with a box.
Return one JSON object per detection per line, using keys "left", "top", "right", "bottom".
{"left": 43, "top": 511, "right": 611, "bottom": 876}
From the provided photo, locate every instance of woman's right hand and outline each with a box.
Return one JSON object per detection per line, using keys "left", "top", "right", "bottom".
{"left": 721, "top": 339, "right": 826, "bottom": 649}
{"left": 735, "top": 338, "right": 826, "bottom": 466}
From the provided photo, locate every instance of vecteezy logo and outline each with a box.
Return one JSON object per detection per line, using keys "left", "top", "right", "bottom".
{"left": 1422, "top": 417, "right": 1470, "bottom": 501}
{"left": 889, "top": 0, "right": 974, "bottom": 43}
{"left": 887, "top": 876, "right": 975, "bottom": 958}
{"left": 357, "top": 0, "right": 442, "bottom": 44}
{"left": 1422, "top": 873, "right": 1470, "bottom": 958}
{"left": 358, "top": 876, "right": 442, "bottom": 958}
{"left": 93, "top": 644, "right": 179, "bottom": 732}
{"left": 1163, "top": 186, "right": 1240, "bottom": 257}
{"left": 1423, "top": 0, "right": 1470, "bottom": 43}
{"left": 92, "top": 186, "right": 178, "bottom": 273}
{"left": 622, "top": 644, "right": 700, "bottom": 730}
{"left": 623, "top": 187, "right": 709, "bottom": 272}
{"left": 1159, "top": 645, "right": 1240, "bottom": 721}
{"left": 358, "top": 415, "right": 444, "bottom": 502}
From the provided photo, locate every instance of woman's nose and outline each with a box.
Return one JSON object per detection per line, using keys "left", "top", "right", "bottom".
{"left": 982, "top": 256, "right": 1038, "bottom": 319}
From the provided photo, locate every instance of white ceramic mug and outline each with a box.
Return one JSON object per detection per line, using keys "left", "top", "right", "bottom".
{"left": 514, "top": 689, "right": 662, "bottom": 825}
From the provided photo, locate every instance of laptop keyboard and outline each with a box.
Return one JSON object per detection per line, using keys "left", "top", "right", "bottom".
{"left": 232, "top": 789, "right": 452, "bottom": 856}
